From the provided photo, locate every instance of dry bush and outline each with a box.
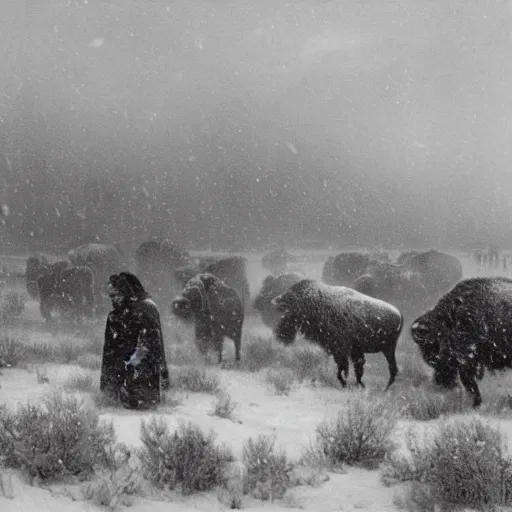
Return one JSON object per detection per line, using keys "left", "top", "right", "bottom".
{"left": 24, "top": 341, "right": 56, "bottom": 363}
{"left": 75, "top": 353, "right": 102, "bottom": 370}
{"left": 311, "top": 358, "right": 342, "bottom": 389}
{"left": 0, "top": 290, "right": 26, "bottom": 325}
{"left": 392, "top": 481, "right": 438, "bottom": 512}
{"left": 0, "top": 332, "right": 27, "bottom": 368}
{"left": 169, "top": 365, "right": 220, "bottom": 393}
{"left": 243, "top": 434, "right": 294, "bottom": 501}
{"left": 19, "top": 335, "right": 103, "bottom": 367}
{"left": 395, "top": 388, "right": 465, "bottom": 421}
{"left": 0, "top": 392, "right": 117, "bottom": 483}
{"left": 138, "top": 417, "right": 234, "bottom": 495}
{"left": 82, "top": 444, "right": 143, "bottom": 511}
{"left": 57, "top": 338, "right": 90, "bottom": 364}
{"left": 280, "top": 345, "right": 326, "bottom": 382}
{"left": 265, "top": 367, "right": 295, "bottom": 396}
{"left": 211, "top": 390, "right": 237, "bottom": 419}
{"left": 294, "top": 441, "right": 331, "bottom": 487}
{"left": 64, "top": 370, "right": 98, "bottom": 393}
{"left": 218, "top": 462, "right": 245, "bottom": 509}
{"left": 398, "top": 355, "right": 432, "bottom": 389}
{"left": 316, "top": 394, "right": 397, "bottom": 469}
{"left": 166, "top": 342, "right": 201, "bottom": 366}
{"left": 382, "top": 418, "right": 512, "bottom": 511}
{"left": 485, "top": 392, "right": 512, "bottom": 416}
{"left": 35, "top": 366, "right": 50, "bottom": 384}
{"left": 242, "top": 335, "right": 280, "bottom": 372}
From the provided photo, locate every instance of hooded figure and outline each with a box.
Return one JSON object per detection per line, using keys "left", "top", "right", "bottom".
{"left": 100, "top": 272, "right": 170, "bottom": 409}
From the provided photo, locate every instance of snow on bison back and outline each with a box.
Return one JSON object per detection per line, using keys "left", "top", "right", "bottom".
{"left": 411, "top": 277, "right": 512, "bottom": 407}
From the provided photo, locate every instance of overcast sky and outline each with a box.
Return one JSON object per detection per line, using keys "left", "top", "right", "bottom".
{"left": 2, "top": 0, "right": 512, "bottom": 250}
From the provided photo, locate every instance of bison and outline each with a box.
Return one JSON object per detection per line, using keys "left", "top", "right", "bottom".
{"left": 352, "top": 262, "right": 429, "bottom": 316}
{"left": 172, "top": 273, "right": 244, "bottom": 364}
{"left": 37, "top": 263, "right": 95, "bottom": 323}
{"left": 135, "top": 239, "right": 192, "bottom": 302}
{"left": 25, "top": 254, "right": 50, "bottom": 299}
{"left": 271, "top": 279, "right": 403, "bottom": 390}
{"left": 69, "top": 243, "right": 124, "bottom": 309}
{"left": 406, "top": 249, "right": 462, "bottom": 301}
{"left": 411, "top": 277, "right": 512, "bottom": 407}
{"left": 395, "top": 250, "right": 420, "bottom": 265}
{"left": 321, "top": 252, "right": 370, "bottom": 286}
{"left": 175, "top": 256, "right": 251, "bottom": 309}
{"left": 253, "top": 272, "right": 305, "bottom": 329}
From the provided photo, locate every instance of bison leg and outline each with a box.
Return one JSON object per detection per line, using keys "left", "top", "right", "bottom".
{"left": 232, "top": 326, "right": 242, "bottom": 363}
{"left": 383, "top": 346, "right": 399, "bottom": 391}
{"left": 39, "top": 300, "right": 52, "bottom": 323}
{"left": 459, "top": 368, "right": 482, "bottom": 408}
{"left": 212, "top": 333, "right": 224, "bottom": 365}
{"left": 352, "top": 353, "right": 366, "bottom": 388}
{"left": 195, "top": 320, "right": 213, "bottom": 361}
{"left": 332, "top": 353, "right": 349, "bottom": 388}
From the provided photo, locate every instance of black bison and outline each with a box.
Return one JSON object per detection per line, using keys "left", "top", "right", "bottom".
{"left": 174, "top": 256, "right": 224, "bottom": 287}
{"left": 262, "top": 249, "right": 297, "bottom": 275}
{"left": 352, "top": 262, "right": 429, "bottom": 316}
{"left": 368, "top": 250, "right": 391, "bottom": 263}
{"left": 271, "top": 279, "right": 403, "bottom": 390}
{"left": 175, "top": 256, "right": 251, "bottom": 308}
{"left": 321, "top": 252, "right": 370, "bottom": 286}
{"left": 172, "top": 273, "right": 244, "bottom": 364}
{"left": 135, "top": 239, "right": 193, "bottom": 301}
{"left": 69, "top": 243, "right": 125, "bottom": 308}
{"left": 253, "top": 272, "right": 305, "bottom": 329}
{"left": 395, "top": 250, "right": 421, "bottom": 265}
{"left": 37, "top": 263, "right": 95, "bottom": 323}
{"left": 406, "top": 249, "right": 462, "bottom": 300}
{"left": 25, "top": 254, "right": 50, "bottom": 299}
{"left": 411, "top": 277, "right": 512, "bottom": 407}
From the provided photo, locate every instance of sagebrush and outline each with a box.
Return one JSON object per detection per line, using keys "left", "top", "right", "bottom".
{"left": 212, "top": 391, "right": 237, "bottom": 419}
{"left": 280, "top": 345, "right": 326, "bottom": 382}
{"left": 382, "top": 418, "right": 512, "bottom": 511}
{"left": 170, "top": 365, "right": 220, "bottom": 393}
{"left": 64, "top": 370, "right": 98, "bottom": 393}
{"left": 0, "top": 332, "right": 27, "bottom": 368}
{"left": 316, "top": 394, "right": 397, "bottom": 469}
{"left": 395, "top": 388, "right": 465, "bottom": 421}
{"left": 0, "top": 392, "right": 117, "bottom": 482}
{"left": 82, "top": 444, "right": 143, "bottom": 510}
{"left": 242, "top": 336, "right": 280, "bottom": 372}
{"left": 0, "top": 290, "right": 26, "bottom": 325}
{"left": 265, "top": 368, "right": 295, "bottom": 396}
{"left": 138, "top": 417, "right": 234, "bottom": 495}
{"left": 243, "top": 434, "right": 294, "bottom": 501}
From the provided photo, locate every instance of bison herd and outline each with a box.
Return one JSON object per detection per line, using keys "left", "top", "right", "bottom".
{"left": 18, "top": 241, "right": 512, "bottom": 407}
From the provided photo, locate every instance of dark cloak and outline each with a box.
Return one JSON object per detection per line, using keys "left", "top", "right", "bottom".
{"left": 100, "top": 273, "right": 170, "bottom": 409}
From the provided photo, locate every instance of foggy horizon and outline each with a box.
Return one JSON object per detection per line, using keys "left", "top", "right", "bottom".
{"left": 2, "top": 0, "right": 512, "bottom": 255}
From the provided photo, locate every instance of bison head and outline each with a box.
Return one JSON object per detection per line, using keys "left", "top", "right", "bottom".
{"left": 411, "top": 313, "right": 458, "bottom": 389}
{"left": 172, "top": 296, "right": 194, "bottom": 320}
{"left": 411, "top": 313, "right": 442, "bottom": 366}
{"left": 172, "top": 273, "right": 217, "bottom": 320}
{"left": 271, "top": 288, "right": 302, "bottom": 344}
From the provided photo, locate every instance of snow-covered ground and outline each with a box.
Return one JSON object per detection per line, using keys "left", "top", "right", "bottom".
{"left": 2, "top": 250, "right": 512, "bottom": 511}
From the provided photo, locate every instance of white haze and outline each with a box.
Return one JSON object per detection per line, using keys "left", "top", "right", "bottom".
{"left": 1, "top": 0, "right": 512, "bottom": 251}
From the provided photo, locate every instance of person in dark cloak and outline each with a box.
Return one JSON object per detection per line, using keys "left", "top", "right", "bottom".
{"left": 100, "top": 272, "right": 170, "bottom": 409}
